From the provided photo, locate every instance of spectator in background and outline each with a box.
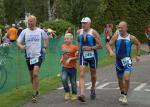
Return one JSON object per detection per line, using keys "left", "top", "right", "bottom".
{"left": 2, "top": 25, "right": 10, "bottom": 44}
{"left": 145, "top": 22, "right": 150, "bottom": 54}
{"left": 7, "top": 24, "right": 18, "bottom": 42}
{"left": 115, "top": 24, "right": 119, "bottom": 34}
{"left": 65, "top": 26, "right": 72, "bottom": 34}
{"left": 104, "top": 24, "right": 115, "bottom": 56}
{"left": 17, "top": 26, "right": 23, "bottom": 36}
{"left": 47, "top": 28, "right": 56, "bottom": 39}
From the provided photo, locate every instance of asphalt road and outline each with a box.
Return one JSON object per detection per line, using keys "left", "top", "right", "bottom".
{"left": 23, "top": 54, "right": 150, "bottom": 107}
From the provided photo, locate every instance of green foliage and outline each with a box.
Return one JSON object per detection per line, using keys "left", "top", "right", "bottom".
{"left": 42, "top": 19, "right": 74, "bottom": 36}
{"left": 56, "top": 0, "right": 150, "bottom": 42}
{"left": 0, "top": 24, "right": 4, "bottom": 30}
{"left": 0, "top": 0, "right": 5, "bottom": 23}
{"left": 56, "top": 0, "right": 101, "bottom": 26}
{"left": 2, "top": 0, "right": 150, "bottom": 42}
{"left": 25, "top": 0, "right": 48, "bottom": 23}
{"left": 4, "top": 0, "right": 25, "bottom": 24}
{"left": 3, "top": 0, "right": 49, "bottom": 24}
{"left": 94, "top": 0, "right": 150, "bottom": 42}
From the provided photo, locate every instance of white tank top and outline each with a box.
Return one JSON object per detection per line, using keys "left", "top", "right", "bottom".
{"left": 79, "top": 28, "right": 93, "bottom": 35}
{"left": 117, "top": 33, "right": 131, "bottom": 41}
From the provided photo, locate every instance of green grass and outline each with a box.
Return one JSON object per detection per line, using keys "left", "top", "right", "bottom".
{"left": 0, "top": 49, "right": 144, "bottom": 107}
{"left": 0, "top": 76, "right": 61, "bottom": 107}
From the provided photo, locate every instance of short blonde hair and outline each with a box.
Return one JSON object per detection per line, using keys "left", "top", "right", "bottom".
{"left": 64, "top": 33, "right": 73, "bottom": 39}
{"left": 27, "top": 15, "right": 37, "bottom": 22}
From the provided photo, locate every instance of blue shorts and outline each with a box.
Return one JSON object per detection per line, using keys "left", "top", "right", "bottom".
{"left": 80, "top": 53, "right": 98, "bottom": 69}
{"left": 116, "top": 58, "right": 133, "bottom": 77}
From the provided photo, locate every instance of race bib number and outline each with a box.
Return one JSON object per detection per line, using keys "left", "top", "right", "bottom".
{"left": 30, "top": 57, "right": 39, "bottom": 65}
{"left": 121, "top": 57, "right": 131, "bottom": 66}
{"left": 83, "top": 51, "right": 94, "bottom": 59}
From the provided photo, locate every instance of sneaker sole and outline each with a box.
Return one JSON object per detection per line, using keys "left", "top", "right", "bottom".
{"left": 78, "top": 98, "right": 86, "bottom": 103}
{"left": 32, "top": 98, "right": 37, "bottom": 103}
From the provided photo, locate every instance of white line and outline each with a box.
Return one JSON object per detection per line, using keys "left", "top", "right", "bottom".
{"left": 102, "top": 79, "right": 107, "bottom": 82}
{"left": 145, "top": 89, "right": 150, "bottom": 92}
{"left": 84, "top": 82, "right": 91, "bottom": 86}
{"left": 57, "top": 81, "right": 92, "bottom": 90}
{"left": 87, "top": 82, "right": 99, "bottom": 89}
{"left": 57, "top": 87, "right": 63, "bottom": 90}
{"left": 134, "top": 83, "right": 147, "bottom": 91}
{"left": 97, "top": 87, "right": 120, "bottom": 90}
{"left": 97, "top": 82, "right": 110, "bottom": 89}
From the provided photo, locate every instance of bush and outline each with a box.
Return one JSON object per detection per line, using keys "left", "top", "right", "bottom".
{"left": 0, "top": 24, "right": 5, "bottom": 35}
{"left": 0, "top": 24, "right": 5, "bottom": 30}
{"left": 42, "top": 19, "right": 74, "bottom": 37}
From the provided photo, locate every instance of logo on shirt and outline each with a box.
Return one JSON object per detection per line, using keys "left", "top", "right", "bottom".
{"left": 26, "top": 36, "right": 40, "bottom": 42}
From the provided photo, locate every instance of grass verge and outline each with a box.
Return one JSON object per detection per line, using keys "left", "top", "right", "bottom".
{"left": 0, "top": 76, "right": 61, "bottom": 107}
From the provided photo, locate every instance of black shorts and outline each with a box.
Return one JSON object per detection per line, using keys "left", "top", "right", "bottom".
{"left": 148, "top": 40, "right": 150, "bottom": 46}
{"left": 26, "top": 57, "right": 43, "bottom": 71}
{"left": 10, "top": 40, "right": 16, "bottom": 42}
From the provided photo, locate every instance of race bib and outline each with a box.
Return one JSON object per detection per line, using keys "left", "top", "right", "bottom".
{"left": 83, "top": 51, "right": 94, "bottom": 59}
{"left": 30, "top": 57, "right": 39, "bottom": 65}
{"left": 121, "top": 57, "right": 131, "bottom": 66}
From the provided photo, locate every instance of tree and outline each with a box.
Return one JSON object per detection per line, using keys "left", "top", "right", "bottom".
{"left": 48, "top": 0, "right": 56, "bottom": 20}
{"left": 0, "top": 0, "right": 5, "bottom": 23}
{"left": 4, "top": 0, "right": 25, "bottom": 24}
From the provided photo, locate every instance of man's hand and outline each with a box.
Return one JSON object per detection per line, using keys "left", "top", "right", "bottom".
{"left": 20, "top": 45, "right": 26, "bottom": 50}
{"left": 136, "top": 55, "right": 140, "bottom": 64}
{"left": 42, "top": 48, "right": 46, "bottom": 54}
{"left": 110, "top": 51, "right": 115, "bottom": 57}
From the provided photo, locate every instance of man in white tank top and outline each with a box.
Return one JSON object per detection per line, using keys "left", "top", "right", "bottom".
{"left": 107, "top": 21, "right": 140, "bottom": 104}
{"left": 77, "top": 17, "right": 102, "bottom": 102}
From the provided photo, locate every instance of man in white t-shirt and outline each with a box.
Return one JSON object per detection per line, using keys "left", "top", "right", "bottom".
{"left": 17, "top": 15, "right": 48, "bottom": 102}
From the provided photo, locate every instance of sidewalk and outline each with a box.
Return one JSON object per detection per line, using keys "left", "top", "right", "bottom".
{"left": 140, "top": 43, "right": 149, "bottom": 53}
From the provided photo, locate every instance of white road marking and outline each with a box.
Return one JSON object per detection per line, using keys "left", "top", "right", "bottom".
{"left": 145, "top": 88, "right": 150, "bottom": 92}
{"left": 57, "top": 81, "right": 149, "bottom": 92}
{"left": 134, "top": 83, "right": 147, "bottom": 91}
{"left": 87, "top": 82, "right": 99, "bottom": 89}
{"left": 97, "top": 82, "right": 110, "bottom": 89}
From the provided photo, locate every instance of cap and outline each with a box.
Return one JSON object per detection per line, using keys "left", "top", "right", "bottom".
{"left": 12, "top": 24, "right": 16, "bottom": 27}
{"left": 81, "top": 17, "right": 91, "bottom": 23}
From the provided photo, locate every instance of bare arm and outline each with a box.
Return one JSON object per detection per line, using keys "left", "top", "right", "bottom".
{"left": 77, "top": 30, "right": 80, "bottom": 50}
{"left": 42, "top": 36, "right": 49, "bottom": 54}
{"left": 109, "top": 33, "right": 118, "bottom": 46}
{"left": 17, "top": 42, "right": 26, "bottom": 50}
{"left": 43, "top": 37, "right": 48, "bottom": 48}
{"left": 131, "top": 35, "right": 141, "bottom": 63}
{"left": 107, "top": 33, "right": 118, "bottom": 56}
{"left": 131, "top": 35, "right": 141, "bottom": 56}
{"left": 92, "top": 30, "right": 102, "bottom": 50}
